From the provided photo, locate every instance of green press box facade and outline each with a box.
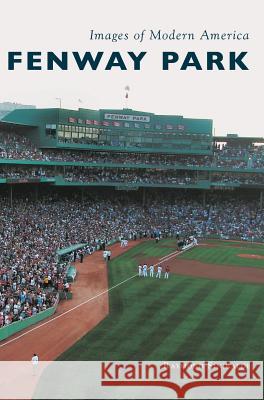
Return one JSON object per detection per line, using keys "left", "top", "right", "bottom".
{"left": 2, "top": 108, "right": 213, "bottom": 154}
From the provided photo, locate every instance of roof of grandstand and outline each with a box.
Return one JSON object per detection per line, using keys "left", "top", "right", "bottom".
{"left": 214, "top": 135, "right": 264, "bottom": 143}
{"left": 0, "top": 120, "right": 37, "bottom": 128}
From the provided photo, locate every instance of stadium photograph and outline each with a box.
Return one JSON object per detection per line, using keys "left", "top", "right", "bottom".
{"left": 0, "top": 0, "right": 263, "bottom": 398}
{"left": 0, "top": 105, "right": 263, "bottom": 363}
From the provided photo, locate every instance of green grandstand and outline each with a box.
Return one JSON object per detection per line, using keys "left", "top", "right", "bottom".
{"left": 0, "top": 107, "right": 263, "bottom": 209}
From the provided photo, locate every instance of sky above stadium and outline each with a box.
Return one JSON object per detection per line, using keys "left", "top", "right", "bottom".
{"left": 0, "top": 0, "right": 262, "bottom": 137}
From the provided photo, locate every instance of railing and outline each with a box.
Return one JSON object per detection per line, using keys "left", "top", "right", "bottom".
{"left": 0, "top": 158, "right": 263, "bottom": 173}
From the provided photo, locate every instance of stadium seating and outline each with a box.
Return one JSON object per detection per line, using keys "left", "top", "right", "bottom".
{"left": 0, "top": 125, "right": 263, "bottom": 330}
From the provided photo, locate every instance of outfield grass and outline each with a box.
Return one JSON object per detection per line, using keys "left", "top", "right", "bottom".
{"left": 59, "top": 240, "right": 264, "bottom": 361}
{"left": 206, "top": 239, "right": 264, "bottom": 248}
{"left": 178, "top": 242, "right": 264, "bottom": 268}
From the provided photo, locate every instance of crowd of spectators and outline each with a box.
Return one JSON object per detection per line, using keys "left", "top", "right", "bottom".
{"left": 0, "top": 165, "right": 263, "bottom": 186}
{"left": 64, "top": 168, "right": 197, "bottom": 185}
{"left": 214, "top": 143, "right": 264, "bottom": 169}
{"left": 0, "top": 167, "right": 52, "bottom": 179}
{"left": 211, "top": 173, "right": 264, "bottom": 185}
{"left": 0, "top": 166, "right": 263, "bottom": 186}
{"left": 43, "top": 151, "right": 212, "bottom": 167}
{"left": 206, "top": 197, "right": 264, "bottom": 239}
{"left": 1, "top": 130, "right": 264, "bottom": 169}
{"left": 0, "top": 131, "right": 43, "bottom": 161}
{"left": 0, "top": 191, "right": 263, "bottom": 328}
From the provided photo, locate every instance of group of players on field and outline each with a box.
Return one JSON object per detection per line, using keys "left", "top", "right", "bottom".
{"left": 138, "top": 263, "right": 170, "bottom": 279}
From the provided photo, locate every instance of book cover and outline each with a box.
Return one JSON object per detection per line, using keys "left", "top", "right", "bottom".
{"left": 0, "top": 1, "right": 263, "bottom": 399}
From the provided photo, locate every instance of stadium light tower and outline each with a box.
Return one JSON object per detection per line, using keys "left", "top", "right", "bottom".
{"left": 55, "top": 97, "right": 62, "bottom": 108}
{"left": 78, "top": 98, "right": 84, "bottom": 109}
{"left": 124, "top": 85, "right": 130, "bottom": 109}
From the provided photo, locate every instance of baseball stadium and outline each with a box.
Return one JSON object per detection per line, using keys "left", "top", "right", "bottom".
{"left": 0, "top": 106, "right": 263, "bottom": 363}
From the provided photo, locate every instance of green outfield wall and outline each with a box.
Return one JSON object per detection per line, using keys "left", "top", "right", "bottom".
{"left": 0, "top": 296, "right": 59, "bottom": 342}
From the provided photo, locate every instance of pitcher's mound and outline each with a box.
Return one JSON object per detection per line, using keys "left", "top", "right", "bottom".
{"left": 238, "top": 253, "right": 264, "bottom": 260}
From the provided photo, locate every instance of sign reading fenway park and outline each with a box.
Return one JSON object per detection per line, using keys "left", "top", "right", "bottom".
{"left": 0, "top": 361, "right": 262, "bottom": 399}
{"left": 104, "top": 113, "right": 151, "bottom": 122}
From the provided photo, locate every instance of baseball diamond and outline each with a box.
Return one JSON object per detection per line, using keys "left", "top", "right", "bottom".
{"left": 57, "top": 239, "right": 264, "bottom": 362}
{"left": 0, "top": 106, "right": 263, "bottom": 364}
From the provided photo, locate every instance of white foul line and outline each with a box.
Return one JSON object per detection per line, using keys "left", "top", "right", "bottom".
{"left": 0, "top": 246, "right": 192, "bottom": 348}
{"left": 160, "top": 250, "right": 179, "bottom": 260}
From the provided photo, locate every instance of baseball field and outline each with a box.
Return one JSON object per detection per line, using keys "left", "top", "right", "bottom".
{"left": 59, "top": 239, "right": 264, "bottom": 361}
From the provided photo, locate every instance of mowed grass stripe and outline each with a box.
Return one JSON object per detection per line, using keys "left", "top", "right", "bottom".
{"left": 139, "top": 239, "right": 177, "bottom": 259}
{"left": 94, "top": 280, "right": 192, "bottom": 357}
{"left": 59, "top": 240, "right": 264, "bottom": 361}
{"left": 113, "top": 239, "right": 175, "bottom": 262}
{"left": 109, "top": 256, "right": 146, "bottom": 285}
{"left": 179, "top": 245, "right": 264, "bottom": 268}
{"left": 126, "top": 280, "right": 218, "bottom": 360}
{"left": 179, "top": 247, "right": 233, "bottom": 264}
{"left": 147, "top": 280, "right": 235, "bottom": 360}
{"left": 75, "top": 253, "right": 149, "bottom": 349}
{"left": 108, "top": 263, "right": 159, "bottom": 302}
{"left": 106, "top": 278, "right": 204, "bottom": 358}
{"left": 206, "top": 240, "right": 263, "bottom": 249}
{"left": 92, "top": 240, "right": 181, "bottom": 345}
{"left": 61, "top": 278, "right": 203, "bottom": 360}
{"left": 76, "top": 278, "right": 191, "bottom": 355}
{"left": 112, "top": 241, "right": 151, "bottom": 261}
{"left": 193, "top": 285, "right": 261, "bottom": 360}
{"left": 110, "top": 259, "right": 135, "bottom": 284}
{"left": 215, "top": 286, "right": 264, "bottom": 360}
{"left": 240, "top": 311, "right": 264, "bottom": 360}
{"left": 170, "top": 285, "right": 243, "bottom": 360}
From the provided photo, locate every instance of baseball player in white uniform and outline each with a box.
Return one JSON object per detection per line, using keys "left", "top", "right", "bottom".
{"left": 31, "top": 354, "right": 39, "bottom": 365}
{"left": 156, "top": 265, "right": 162, "bottom": 278}
{"left": 103, "top": 250, "right": 108, "bottom": 261}
{"left": 149, "top": 264, "right": 154, "bottom": 277}
{"left": 143, "top": 263, "right": 148, "bottom": 277}
{"left": 31, "top": 353, "right": 39, "bottom": 376}
{"left": 138, "top": 265, "right": 142, "bottom": 277}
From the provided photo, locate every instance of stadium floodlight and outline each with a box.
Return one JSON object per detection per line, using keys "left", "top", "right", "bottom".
{"left": 124, "top": 86, "right": 130, "bottom": 108}
{"left": 55, "top": 97, "right": 62, "bottom": 108}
